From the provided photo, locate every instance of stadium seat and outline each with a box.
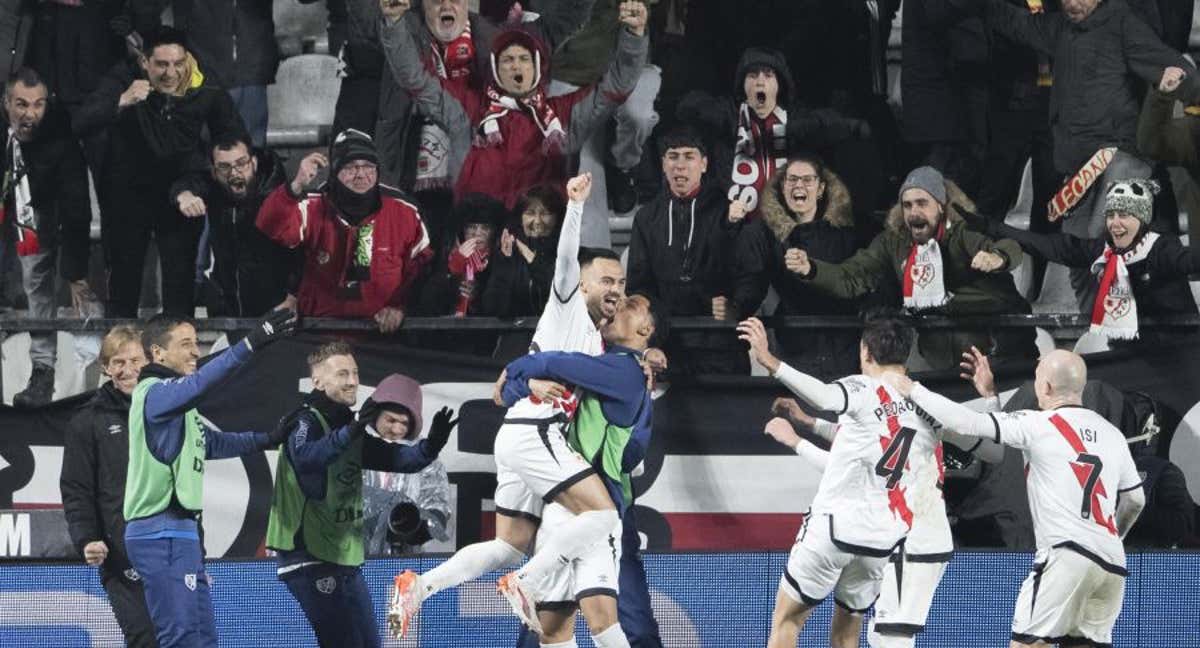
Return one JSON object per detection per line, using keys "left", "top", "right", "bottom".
{"left": 274, "top": 0, "right": 329, "bottom": 56}
{"left": 266, "top": 54, "right": 341, "bottom": 148}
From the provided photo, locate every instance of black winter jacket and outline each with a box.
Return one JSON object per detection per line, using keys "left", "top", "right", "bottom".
{"left": 628, "top": 183, "right": 760, "bottom": 321}
{"left": 962, "top": 0, "right": 1200, "bottom": 174}
{"left": 174, "top": 0, "right": 280, "bottom": 88}
{"left": 74, "top": 60, "right": 243, "bottom": 195}
{"left": 985, "top": 220, "right": 1200, "bottom": 319}
{"left": 169, "top": 148, "right": 298, "bottom": 316}
{"left": 60, "top": 382, "right": 135, "bottom": 577}
{"left": 1, "top": 106, "right": 91, "bottom": 280}
{"left": 480, "top": 237, "right": 557, "bottom": 318}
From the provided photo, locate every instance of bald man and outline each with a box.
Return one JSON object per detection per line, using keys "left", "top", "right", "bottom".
{"left": 883, "top": 351, "right": 1146, "bottom": 648}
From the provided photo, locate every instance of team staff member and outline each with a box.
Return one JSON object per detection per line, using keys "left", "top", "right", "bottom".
{"left": 267, "top": 342, "right": 454, "bottom": 648}
{"left": 60, "top": 325, "right": 156, "bottom": 647}
{"left": 123, "top": 310, "right": 295, "bottom": 647}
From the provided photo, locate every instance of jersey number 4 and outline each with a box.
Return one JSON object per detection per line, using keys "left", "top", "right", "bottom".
{"left": 875, "top": 426, "right": 917, "bottom": 488}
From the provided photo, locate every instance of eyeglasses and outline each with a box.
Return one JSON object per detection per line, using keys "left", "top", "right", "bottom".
{"left": 214, "top": 157, "right": 253, "bottom": 175}
{"left": 783, "top": 174, "right": 821, "bottom": 187}
{"left": 339, "top": 162, "right": 378, "bottom": 178}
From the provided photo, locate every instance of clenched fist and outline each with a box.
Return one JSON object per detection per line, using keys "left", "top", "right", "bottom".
{"left": 566, "top": 172, "right": 593, "bottom": 203}
{"left": 784, "top": 248, "right": 811, "bottom": 276}
{"left": 291, "top": 152, "right": 329, "bottom": 195}
{"left": 176, "top": 191, "right": 207, "bottom": 219}
{"left": 970, "top": 250, "right": 1005, "bottom": 273}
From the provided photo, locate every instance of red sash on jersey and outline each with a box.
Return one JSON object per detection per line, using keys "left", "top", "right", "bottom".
{"left": 875, "top": 387, "right": 914, "bottom": 529}
{"left": 1049, "top": 414, "right": 1118, "bottom": 536}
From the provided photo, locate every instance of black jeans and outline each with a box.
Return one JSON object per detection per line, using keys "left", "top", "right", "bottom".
{"left": 102, "top": 186, "right": 202, "bottom": 318}
{"left": 101, "top": 566, "right": 160, "bottom": 648}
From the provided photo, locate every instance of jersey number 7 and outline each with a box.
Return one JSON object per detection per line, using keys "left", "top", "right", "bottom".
{"left": 875, "top": 426, "right": 917, "bottom": 489}
{"left": 1074, "top": 452, "right": 1103, "bottom": 520}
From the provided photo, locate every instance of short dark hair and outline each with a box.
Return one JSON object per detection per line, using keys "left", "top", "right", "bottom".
{"left": 657, "top": 126, "right": 708, "bottom": 159}
{"left": 860, "top": 311, "right": 914, "bottom": 367}
{"left": 514, "top": 185, "right": 566, "bottom": 226}
{"left": 307, "top": 340, "right": 354, "bottom": 369}
{"left": 578, "top": 246, "right": 621, "bottom": 269}
{"left": 142, "top": 26, "right": 189, "bottom": 57}
{"left": 142, "top": 314, "right": 195, "bottom": 357}
{"left": 211, "top": 132, "right": 254, "bottom": 159}
{"left": 5, "top": 67, "right": 46, "bottom": 98}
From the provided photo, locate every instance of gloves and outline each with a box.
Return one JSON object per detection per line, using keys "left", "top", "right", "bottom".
{"left": 425, "top": 406, "right": 458, "bottom": 456}
{"left": 264, "top": 413, "right": 296, "bottom": 448}
{"left": 351, "top": 398, "right": 382, "bottom": 439}
{"left": 245, "top": 308, "right": 298, "bottom": 351}
{"left": 951, "top": 202, "right": 991, "bottom": 235}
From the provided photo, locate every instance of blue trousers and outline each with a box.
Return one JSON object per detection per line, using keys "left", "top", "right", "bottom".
{"left": 517, "top": 507, "right": 664, "bottom": 647}
{"left": 283, "top": 563, "right": 381, "bottom": 648}
{"left": 125, "top": 536, "right": 217, "bottom": 648}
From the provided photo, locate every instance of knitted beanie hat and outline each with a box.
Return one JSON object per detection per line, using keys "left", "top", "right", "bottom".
{"left": 899, "top": 166, "right": 947, "bottom": 205}
{"left": 1104, "top": 179, "right": 1158, "bottom": 225}
{"left": 329, "top": 128, "right": 378, "bottom": 173}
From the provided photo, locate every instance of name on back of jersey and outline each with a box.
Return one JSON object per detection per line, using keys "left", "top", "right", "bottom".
{"left": 871, "top": 398, "right": 942, "bottom": 432}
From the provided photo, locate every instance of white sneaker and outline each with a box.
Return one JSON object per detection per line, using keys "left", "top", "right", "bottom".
{"left": 387, "top": 570, "right": 424, "bottom": 639}
{"left": 497, "top": 571, "right": 544, "bottom": 635}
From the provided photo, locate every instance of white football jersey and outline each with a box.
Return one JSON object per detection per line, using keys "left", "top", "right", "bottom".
{"left": 810, "top": 374, "right": 944, "bottom": 554}
{"left": 504, "top": 277, "right": 603, "bottom": 422}
{"left": 988, "top": 406, "right": 1140, "bottom": 570}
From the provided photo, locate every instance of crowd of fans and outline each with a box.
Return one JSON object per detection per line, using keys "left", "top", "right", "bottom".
{"left": 2, "top": 0, "right": 1200, "bottom": 407}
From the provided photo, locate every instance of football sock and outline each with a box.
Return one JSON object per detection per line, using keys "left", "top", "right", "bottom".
{"left": 591, "top": 623, "right": 632, "bottom": 648}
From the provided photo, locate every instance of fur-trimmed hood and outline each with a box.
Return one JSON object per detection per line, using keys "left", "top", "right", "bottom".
{"left": 760, "top": 167, "right": 854, "bottom": 243}
{"left": 884, "top": 178, "right": 976, "bottom": 237}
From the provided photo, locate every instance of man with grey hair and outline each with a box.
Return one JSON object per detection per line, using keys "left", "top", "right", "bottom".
{"left": 791, "top": 165, "right": 1036, "bottom": 369}
{"left": 883, "top": 350, "right": 1145, "bottom": 648}
{"left": 1, "top": 67, "right": 95, "bottom": 406}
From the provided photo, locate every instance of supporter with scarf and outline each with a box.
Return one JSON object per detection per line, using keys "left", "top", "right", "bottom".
{"left": 379, "top": 0, "right": 648, "bottom": 209}
{"left": 256, "top": 129, "right": 433, "bottom": 333}
{"left": 676, "top": 47, "right": 872, "bottom": 223}
{"left": 790, "top": 166, "right": 1036, "bottom": 370}
{"left": 963, "top": 178, "right": 1200, "bottom": 345}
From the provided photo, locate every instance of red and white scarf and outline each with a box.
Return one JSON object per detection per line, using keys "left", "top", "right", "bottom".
{"left": 477, "top": 84, "right": 565, "bottom": 156}
{"left": 901, "top": 224, "right": 950, "bottom": 310}
{"left": 416, "top": 27, "right": 475, "bottom": 191}
{"left": 727, "top": 103, "right": 788, "bottom": 217}
{"left": 430, "top": 24, "right": 475, "bottom": 81}
{"left": 1089, "top": 232, "right": 1158, "bottom": 340}
{"left": 2, "top": 131, "right": 38, "bottom": 256}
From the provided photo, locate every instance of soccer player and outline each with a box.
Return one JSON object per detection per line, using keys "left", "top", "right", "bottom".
{"left": 767, "top": 345, "right": 1006, "bottom": 648}
{"left": 883, "top": 350, "right": 1146, "bottom": 648}
{"left": 266, "top": 342, "right": 453, "bottom": 648}
{"left": 388, "top": 174, "right": 665, "bottom": 644}
{"left": 498, "top": 294, "right": 657, "bottom": 648}
{"left": 737, "top": 315, "right": 943, "bottom": 648}
{"left": 123, "top": 310, "right": 295, "bottom": 647}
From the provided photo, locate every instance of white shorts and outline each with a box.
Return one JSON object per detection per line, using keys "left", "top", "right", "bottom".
{"left": 780, "top": 514, "right": 890, "bottom": 613}
{"left": 493, "top": 418, "right": 596, "bottom": 522}
{"left": 534, "top": 502, "right": 623, "bottom": 610}
{"left": 867, "top": 549, "right": 950, "bottom": 647}
{"left": 1011, "top": 545, "right": 1126, "bottom": 646}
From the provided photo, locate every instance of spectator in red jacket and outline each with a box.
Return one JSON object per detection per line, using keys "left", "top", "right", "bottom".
{"left": 256, "top": 129, "right": 433, "bottom": 332}
{"left": 379, "top": 0, "right": 648, "bottom": 208}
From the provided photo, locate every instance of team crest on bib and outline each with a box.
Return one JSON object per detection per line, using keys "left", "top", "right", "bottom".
{"left": 184, "top": 574, "right": 197, "bottom": 591}
{"left": 316, "top": 576, "right": 337, "bottom": 594}
{"left": 911, "top": 262, "right": 935, "bottom": 287}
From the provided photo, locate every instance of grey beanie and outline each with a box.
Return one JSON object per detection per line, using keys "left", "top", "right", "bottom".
{"left": 898, "top": 166, "right": 947, "bottom": 205}
{"left": 1104, "top": 179, "right": 1158, "bottom": 225}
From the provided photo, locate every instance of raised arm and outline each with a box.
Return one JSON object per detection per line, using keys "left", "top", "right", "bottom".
{"left": 144, "top": 341, "right": 253, "bottom": 423}
{"left": 1138, "top": 91, "right": 1200, "bottom": 168}
{"left": 379, "top": 13, "right": 472, "bottom": 133}
{"left": 553, "top": 175, "right": 589, "bottom": 299}
{"left": 738, "top": 317, "right": 847, "bottom": 412}
{"left": 960, "top": 0, "right": 1062, "bottom": 57}
{"left": 530, "top": 0, "right": 597, "bottom": 51}
{"left": 562, "top": 8, "right": 648, "bottom": 154}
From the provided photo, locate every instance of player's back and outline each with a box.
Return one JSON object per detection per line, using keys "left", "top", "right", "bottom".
{"left": 1012, "top": 406, "right": 1140, "bottom": 572}
{"left": 810, "top": 374, "right": 942, "bottom": 554}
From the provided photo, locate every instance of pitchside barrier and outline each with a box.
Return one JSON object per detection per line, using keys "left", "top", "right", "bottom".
{"left": 1, "top": 551, "right": 1198, "bottom": 647}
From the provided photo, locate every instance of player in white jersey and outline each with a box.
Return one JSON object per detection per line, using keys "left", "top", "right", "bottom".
{"left": 738, "top": 315, "right": 944, "bottom": 648}
{"left": 387, "top": 175, "right": 664, "bottom": 643}
{"left": 884, "top": 350, "right": 1146, "bottom": 648}
{"left": 767, "top": 345, "right": 1006, "bottom": 648}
